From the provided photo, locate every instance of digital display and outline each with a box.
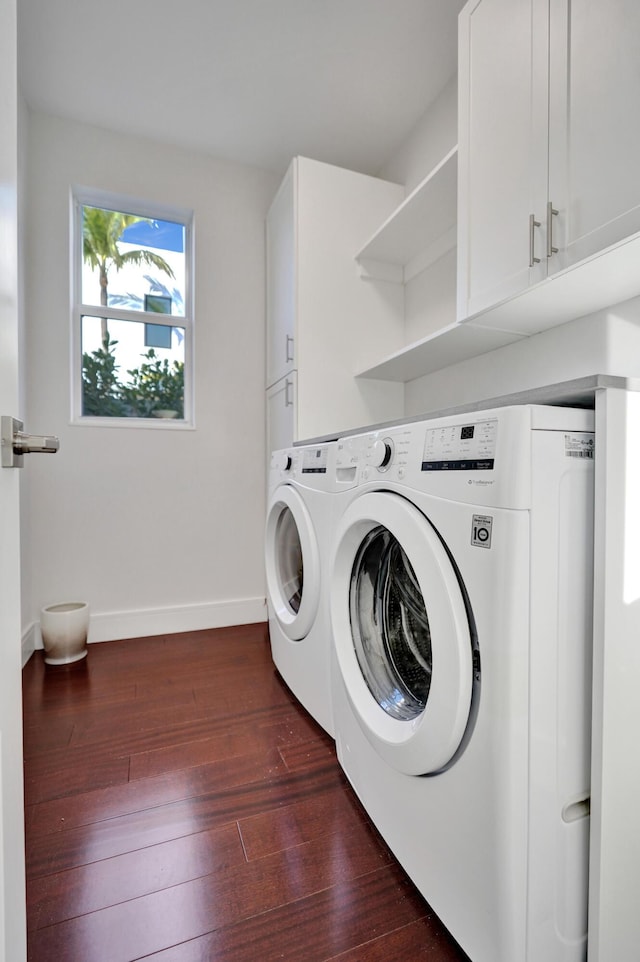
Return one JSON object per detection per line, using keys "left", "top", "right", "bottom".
{"left": 461, "top": 425, "right": 475, "bottom": 440}
{"left": 301, "top": 446, "right": 328, "bottom": 474}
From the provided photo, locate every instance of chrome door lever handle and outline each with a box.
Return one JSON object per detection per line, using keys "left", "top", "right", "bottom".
{"left": 13, "top": 432, "right": 59, "bottom": 454}
{"left": 1, "top": 416, "right": 60, "bottom": 468}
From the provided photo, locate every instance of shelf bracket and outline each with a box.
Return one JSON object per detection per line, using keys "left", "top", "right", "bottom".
{"left": 356, "top": 257, "right": 404, "bottom": 284}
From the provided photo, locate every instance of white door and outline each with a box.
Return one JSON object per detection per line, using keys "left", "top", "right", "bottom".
{"left": 265, "top": 160, "right": 296, "bottom": 390}
{"left": 457, "top": 0, "right": 549, "bottom": 320}
{"left": 265, "top": 482, "right": 320, "bottom": 640}
{"left": 548, "top": 0, "right": 640, "bottom": 271}
{"left": 330, "top": 492, "right": 476, "bottom": 776}
{"left": 0, "top": 1, "right": 27, "bottom": 960}
{"left": 266, "top": 371, "right": 296, "bottom": 458}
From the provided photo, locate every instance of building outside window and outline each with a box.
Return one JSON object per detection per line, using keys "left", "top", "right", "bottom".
{"left": 72, "top": 187, "right": 194, "bottom": 426}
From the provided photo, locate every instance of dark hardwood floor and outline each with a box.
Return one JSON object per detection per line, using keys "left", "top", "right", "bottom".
{"left": 23, "top": 624, "right": 469, "bottom": 961}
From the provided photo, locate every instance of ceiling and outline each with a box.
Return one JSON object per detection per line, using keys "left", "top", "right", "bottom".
{"left": 17, "top": 0, "right": 465, "bottom": 177}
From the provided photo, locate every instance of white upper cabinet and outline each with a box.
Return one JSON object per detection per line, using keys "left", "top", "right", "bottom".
{"left": 265, "top": 157, "right": 404, "bottom": 445}
{"left": 266, "top": 163, "right": 296, "bottom": 389}
{"left": 458, "top": 0, "right": 640, "bottom": 333}
{"left": 457, "top": 0, "right": 549, "bottom": 321}
{"left": 548, "top": 0, "right": 640, "bottom": 271}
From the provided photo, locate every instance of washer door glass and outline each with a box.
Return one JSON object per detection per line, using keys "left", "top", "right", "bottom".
{"left": 331, "top": 491, "right": 474, "bottom": 775}
{"left": 276, "top": 506, "right": 304, "bottom": 615}
{"left": 351, "top": 525, "right": 432, "bottom": 721}
{"left": 265, "top": 485, "right": 320, "bottom": 641}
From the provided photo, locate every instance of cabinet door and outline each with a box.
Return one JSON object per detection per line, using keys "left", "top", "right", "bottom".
{"left": 266, "top": 162, "right": 296, "bottom": 388}
{"left": 266, "top": 372, "right": 297, "bottom": 459}
{"left": 458, "top": 0, "right": 549, "bottom": 321}
{"left": 548, "top": 0, "right": 640, "bottom": 272}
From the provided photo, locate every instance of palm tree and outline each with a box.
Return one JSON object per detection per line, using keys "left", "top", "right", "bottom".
{"left": 82, "top": 206, "right": 175, "bottom": 349}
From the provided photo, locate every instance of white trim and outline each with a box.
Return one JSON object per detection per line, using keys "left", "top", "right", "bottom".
{"left": 78, "top": 303, "right": 184, "bottom": 325}
{"left": 589, "top": 387, "right": 640, "bottom": 960}
{"left": 21, "top": 622, "right": 39, "bottom": 667}
{"left": 26, "top": 598, "right": 267, "bottom": 654}
{"left": 70, "top": 185, "right": 195, "bottom": 427}
{"left": 85, "top": 597, "right": 267, "bottom": 644}
{"left": 69, "top": 416, "right": 195, "bottom": 431}
{"left": 72, "top": 184, "right": 192, "bottom": 224}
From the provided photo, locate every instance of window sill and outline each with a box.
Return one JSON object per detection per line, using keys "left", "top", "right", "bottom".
{"left": 70, "top": 416, "right": 195, "bottom": 431}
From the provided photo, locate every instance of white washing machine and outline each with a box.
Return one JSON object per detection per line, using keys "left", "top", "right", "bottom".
{"left": 329, "top": 405, "right": 594, "bottom": 962}
{"left": 265, "top": 442, "right": 339, "bottom": 736}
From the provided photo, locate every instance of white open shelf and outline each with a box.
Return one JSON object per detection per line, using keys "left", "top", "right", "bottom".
{"left": 353, "top": 143, "right": 516, "bottom": 383}
{"left": 355, "top": 145, "right": 458, "bottom": 282}
{"left": 355, "top": 322, "right": 527, "bottom": 383}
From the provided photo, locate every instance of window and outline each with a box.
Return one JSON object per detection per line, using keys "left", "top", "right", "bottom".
{"left": 72, "top": 188, "right": 193, "bottom": 425}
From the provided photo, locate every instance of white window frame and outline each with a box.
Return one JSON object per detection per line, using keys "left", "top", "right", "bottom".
{"left": 71, "top": 185, "right": 195, "bottom": 428}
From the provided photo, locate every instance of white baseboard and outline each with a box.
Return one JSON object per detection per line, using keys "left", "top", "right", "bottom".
{"left": 26, "top": 597, "right": 267, "bottom": 653}
{"left": 21, "top": 622, "right": 38, "bottom": 667}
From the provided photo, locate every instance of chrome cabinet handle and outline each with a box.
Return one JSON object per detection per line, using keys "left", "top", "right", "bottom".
{"left": 529, "top": 214, "right": 541, "bottom": 266}
{"left": 285, "top": 334, "right": 294, "bottom": 364}
{"left": 547, "top": 201, "right": 559, "bottom": 258}
{"left": 285, "top": 379, "right": 294, "bottom": 407}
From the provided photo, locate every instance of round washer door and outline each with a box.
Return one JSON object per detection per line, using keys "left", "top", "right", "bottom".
{"left": 265, "top": 484, "right": 321, "bottom": 641}
{"left": 331, "top": 491, "right": 474, "bottom": 775}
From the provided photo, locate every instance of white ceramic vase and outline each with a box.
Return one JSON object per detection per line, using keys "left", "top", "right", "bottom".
{"left": 40, "top": 602, "right": 90, "bottom": 665}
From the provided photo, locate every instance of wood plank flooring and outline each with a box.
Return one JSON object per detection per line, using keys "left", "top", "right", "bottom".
{"left": 23, "top": 624, "right": 470, "bottom": 961}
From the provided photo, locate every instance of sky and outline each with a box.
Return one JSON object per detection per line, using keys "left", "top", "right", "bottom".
{"left": 120, "top": 218, "right": 185, "bottom": 253}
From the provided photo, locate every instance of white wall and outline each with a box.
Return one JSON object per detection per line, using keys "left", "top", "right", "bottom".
{"left": 23, "top": 110, "right": 279, "bottom": 646}
{"left": 377, "top": 74, "right": 457, "bottom": 194}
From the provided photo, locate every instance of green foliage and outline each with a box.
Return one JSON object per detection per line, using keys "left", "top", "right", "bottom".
{"left": 120, "top": 350, "right": 185, "bottom": 419}
{"left": 81, "top": 343, "right": 184, "bottom": 420}
{"left": 81, "top": 335, "right": 128, "bottom": 417}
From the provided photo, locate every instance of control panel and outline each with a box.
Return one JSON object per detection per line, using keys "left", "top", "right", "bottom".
{"left": 336, "top": 428, "right": 413, "bottom": 481}
{"left": 280, "top": 452, "right": 293, "bottom": 472}
{"left": 331, "top": 406, "right": 593, "bottom": 510}
{"left": 369, "top": 437, "right": 394, "bottom": 470}
{"left": 422, "top": 419, "right": 497, "bottom": 472}
{"left": 301, "top": 446, "right": 328, "bottom": 474}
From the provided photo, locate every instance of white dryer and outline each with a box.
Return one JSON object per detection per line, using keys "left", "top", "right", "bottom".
{"left": 329, "top": 405, "right": 595, "bottom": 962}
{"left": 265, "top": 442, "right": 338, "bottom": 736}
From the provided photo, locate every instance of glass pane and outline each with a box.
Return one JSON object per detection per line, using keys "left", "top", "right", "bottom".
{"left": 81, "top": 205, "right": 186, "bottom": 316}
{"left": 81, "top": 315, "right": 185, "bottom": 419}
{"left": 275, "top": 507, "right": 304, "bottom": 614}
{"left": 350, "top": 525, "right": 432, "bottom": 720}
{"left": 145, "top": 323, "right": 172, "bottom": 349}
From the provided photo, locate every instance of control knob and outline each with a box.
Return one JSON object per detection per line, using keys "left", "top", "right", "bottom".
{"left": 278, "top": 452, "right": 293, "bottom": 472}
{"left": 370, "top": 437, "right": 394, "bottom": 470}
